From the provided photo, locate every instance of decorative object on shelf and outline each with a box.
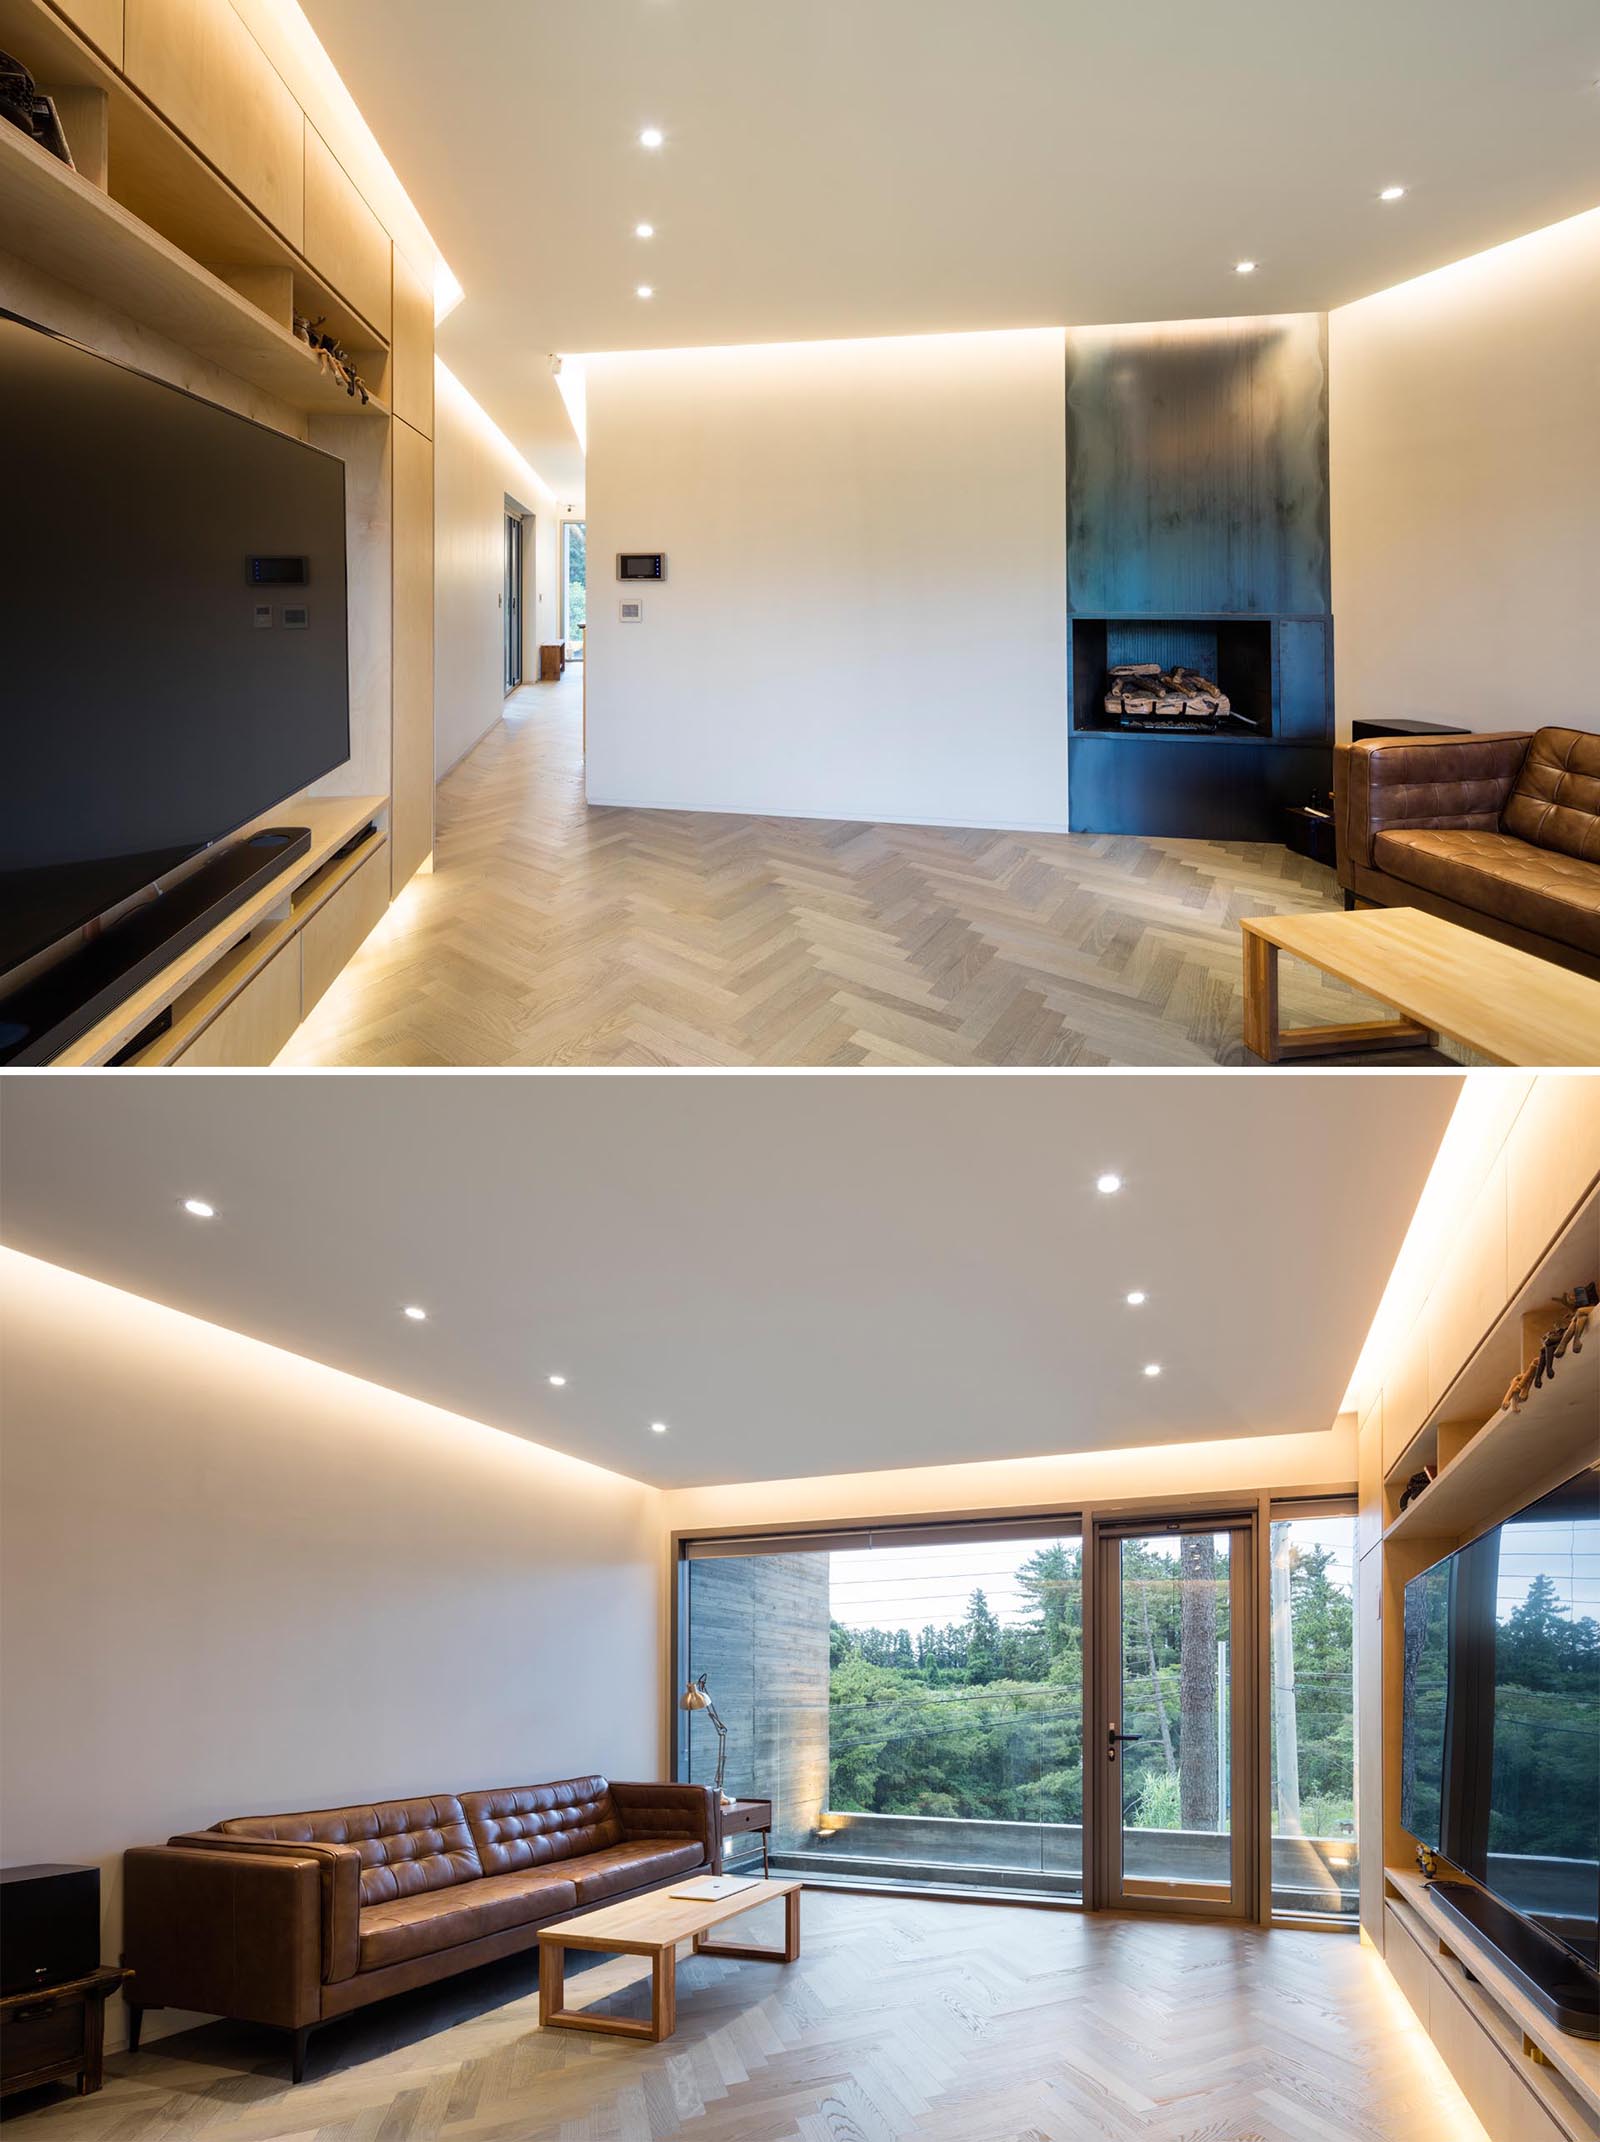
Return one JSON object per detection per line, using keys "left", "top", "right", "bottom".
{"left": 0, "top": 51, "right": 74, "bottom": 167}
{"left": 1415, "top": 1842, "right": 1439, "bottom": 1881}
{"left": 680, "top": 1672, "right": 733, "bottom": 1806}
{"left": 292, "top": 314, "right": 370, "bottom": 404}
{"left": 1501, "top": 1282, "right": 1595, "bottom": 1414}
{"left": 1397, "top": 1468, "right": 1435, "bottom": 1512}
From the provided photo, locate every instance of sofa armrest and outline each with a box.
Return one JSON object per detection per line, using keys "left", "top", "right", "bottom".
{"left": 166, "top": 1832, "right": 362, "bottom": 1983}
{"left": 123, "top": 1845, "right": 325, "bottom": 2027}
{"left": 1335, "top": 733, "right": 1530, "bottom": 881}
{"left": 609, "top": 1779, "right": 717, "bottom": 1862}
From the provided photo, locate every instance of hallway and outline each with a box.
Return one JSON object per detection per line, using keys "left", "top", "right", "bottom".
{"left": 283, "top": 675, "right": 1381, "bottom": 1068}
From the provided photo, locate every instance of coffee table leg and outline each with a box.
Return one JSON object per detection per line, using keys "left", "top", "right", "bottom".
{"left": 652, "top": 1945, "right": 676, "bottom": 2041}
{"left": 540, "top": 1937, "right": 661, "bottom": 2042}
{"left": 538, "top": 1937, "right": 564, "bottom": 2029}
{"left": 1242, "top": 933, "right": 1281, "bottom": 1063}
{"left": 693, "top": 1890, "right": 801, "bottom": 1964}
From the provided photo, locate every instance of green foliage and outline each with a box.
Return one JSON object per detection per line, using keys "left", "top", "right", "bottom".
{"left": 1134, "top": 1772, "right": 1182, "bottom": 1830}
{"left": 827, "top": 1534, "right": 1362, "bottom": 1841}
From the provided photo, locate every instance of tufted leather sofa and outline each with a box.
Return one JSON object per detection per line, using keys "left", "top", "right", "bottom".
{"left": 1334, "top": 726, "right": 1600, "bottom": 979}
{"left": 121, "top": 1775, "right": 716, "bottom": 2079}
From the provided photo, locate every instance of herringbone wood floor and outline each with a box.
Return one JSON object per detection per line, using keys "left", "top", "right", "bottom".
{"left": 282, "top": 675, "right": 1437, "bottom": 1068}
{"left": 5, "top": 1892, "right": 1483, "bottom": 2142}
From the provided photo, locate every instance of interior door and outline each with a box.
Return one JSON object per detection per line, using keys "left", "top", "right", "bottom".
{"left": 1096, "top": 1515, "right": 1256, "bottom": 1918}
{"left": 504, "top": 512, "right": 523, "bottom": 690}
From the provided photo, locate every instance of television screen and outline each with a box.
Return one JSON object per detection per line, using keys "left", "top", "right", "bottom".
{"left": 1403, "top": 1468, "right": 1600, "bottom": 1969}
{"left": 0, "top": 310, "right": 349, "bottom": 979}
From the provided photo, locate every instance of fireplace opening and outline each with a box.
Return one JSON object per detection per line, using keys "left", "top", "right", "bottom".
{"left": 1070, "top": 618, "right": 1274, "bottom": 738}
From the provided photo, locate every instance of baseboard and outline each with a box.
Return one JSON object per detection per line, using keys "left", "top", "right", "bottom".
{"left": 581, "top": 790, "right": 1074, "bottom": 837}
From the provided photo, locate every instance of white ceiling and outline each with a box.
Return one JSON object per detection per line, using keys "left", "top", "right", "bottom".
{"left": 0, "top": 1075, "right": 1458, "bottom": 1487}
{"left": 299, "top": 0, "right": 1600, "bottom": 500}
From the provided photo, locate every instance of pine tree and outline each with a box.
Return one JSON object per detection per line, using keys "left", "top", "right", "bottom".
{"left": 965, "top": 1588, "right": 1001, "bottom": 1685}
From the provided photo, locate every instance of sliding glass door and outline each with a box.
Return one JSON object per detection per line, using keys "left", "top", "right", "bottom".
{"left": 680, "top": 1523, "right": 1084, "bottom": 1899}
{"left": 1096, "top": 1516, "right": 1256, "bottom": 1918}
{"left": 679, "top": 1497, "right": 1353, "bottom": 1923}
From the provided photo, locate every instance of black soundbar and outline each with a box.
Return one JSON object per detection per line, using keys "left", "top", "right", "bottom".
{"left": 1427, "top": 1878, "right": 1600, "bottom": 2038}
{"left": 0, "top": 826, "right": 312, "bottom": 1066}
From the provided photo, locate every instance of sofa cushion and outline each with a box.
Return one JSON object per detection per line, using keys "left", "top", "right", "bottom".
{"left": 462, "top": 1778, "right": 623, "bottom": 1873}
{"left": 1502, "top": 728, "right": 1600, "bottom": 864}
{"left": 358, "top": 1868, "right": 578, "bottom": 1972}
{"left": 1372, "top": 828, "right": 1600, "bottom": 955}
{"left": 217, "top": 1796, "right": 483, "bottom": 1907}
{"left": 569, "top": 1840, "right": 705, "bottom": 1904}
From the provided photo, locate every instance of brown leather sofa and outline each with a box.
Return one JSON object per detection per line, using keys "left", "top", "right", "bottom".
{"left": 1334, "top": 726, "right": 1600, "bottom": 980}
{"left": 122, "top": 1775, "right": 716, "bottom": 2080}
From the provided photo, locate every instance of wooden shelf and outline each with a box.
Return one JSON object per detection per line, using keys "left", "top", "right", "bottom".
{"left": 1385, "top": 1866, "right": 1600, "bottom": 2127}
{"left": 1382, "top": 1332, "right": 1598, "bottom": 1546}
{"left": 1384, "top": 1180, "right": 1600, "bottom": 1510}
{"left": 0, "top": 119, "right": 386, "bottom": 415}
{"left": 51, "top": 795, "right": 386, "bottom": 1065}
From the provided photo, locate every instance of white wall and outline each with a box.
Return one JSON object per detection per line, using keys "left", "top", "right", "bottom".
{"left": 0, "top": 1251, "right": 663, "bottom": 2047}
{"left": 584, "top": 329, "right": 1069, "bottom": 829}
{"left": 434, "top": 361, "right": 568, "bottom": 777}
{"left": 1328, "top": 209, "right": 1600, "bottom": 739}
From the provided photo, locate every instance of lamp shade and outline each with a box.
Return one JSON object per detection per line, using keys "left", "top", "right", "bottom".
{"left": 680, "top": 1678, "right": 711, "bottom": 1712}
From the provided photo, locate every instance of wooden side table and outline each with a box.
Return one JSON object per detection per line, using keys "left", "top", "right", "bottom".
{"left": 718, "top": 1797, "right": 773, "bottom": 1877}
{"left": 0, "top": 1965, "right": 125, "bottom": 2100}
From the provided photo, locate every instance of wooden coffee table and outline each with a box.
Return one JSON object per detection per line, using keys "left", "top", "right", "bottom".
{"left": 538, "top": 1879, "right": 801, "bottom": 2043}
{"left": 1240, "top": 907, "right": 1600, "bottom": 1066}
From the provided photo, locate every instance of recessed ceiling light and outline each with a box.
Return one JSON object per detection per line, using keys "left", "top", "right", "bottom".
{"left": 650, "top": 1421, "right": 669, "bottom": 1434}
{"left": 548, "top": 1374, "right": 567, "bottom": 1387}
{"left": 403, "top": 1305, "right": 427, "bottom": 1322}
{"left": 1234, "top": 260, "right": 1257, "bottom": 275}
{"left": 1096, "top": 1172, "right": 1123, "bottom": 1194}
{"left": 1379, "top": 185, "right": 1406, "bottom": 202}
{"left": 635, "top": 222, "right": 655, "bottom": 238}
{"left": 639, "top": 127, "right": 664, "bottom": 149}
{"left": 1125, "top": 1290, "right": 1147, "bottom": 1306}
{"left": 636, "top": 285, "right": 654, "bottom": 299}
{"left": 1143, "top": 1363, "right": 1162, "bottom": 1378}
{"left": 182, "top": 1197, "right": 215, "bottom": 1219}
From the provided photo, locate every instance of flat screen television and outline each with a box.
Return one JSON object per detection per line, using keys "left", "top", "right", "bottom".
{"left": 1401, "top": 1465, "right": 1600, "bottom": 2032}
{"left": 0, "top": 308, "right": 350, "bottom": 983}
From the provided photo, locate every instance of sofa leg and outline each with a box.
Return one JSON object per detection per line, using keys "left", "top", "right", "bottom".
{"left": 289, "top": 2025, "right": 312, "bottom": 2086}
{"left": 1342, "top": 889, "right": 1357, "bottom": 912}
{"left": 126, "top": 2005, "right": 145, "bottom": 2055}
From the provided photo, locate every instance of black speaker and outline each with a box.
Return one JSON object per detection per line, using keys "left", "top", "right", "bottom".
{"left": 0, "top": 1864, "right": 99, "bottom": 1993}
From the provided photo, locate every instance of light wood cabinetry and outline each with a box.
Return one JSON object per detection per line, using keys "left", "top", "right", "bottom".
{"left": 303, "top": 124, "right": 392, "bottom": 339}
{"left": 1505, "top": 1078, "right": 1600, "bottom": 1287}
{"left": 0, "top": 0, "right": 437, "bottom": 1060}
{"left": 391, "top": 414, "right": 435, "bottom": 890}
{"left": 1356, "top": 1392, "right": 1382, "bottom": 1557}
{"left": 173, "top": 940, "right": 301, "bottom": 1066}
{"left": 48, "top": 0, "right": 121, "bottom": 61}
{"left": 124, "top": 0, "right": 304, "bottom": 246}
{"left": 1385, "top": 1875, "right": 1598, "bottom": 2142}
{"left": 1363, "top": 1095, "right": 1600, "bottom": 2142}
{"left": 1425, "top": 1152, "right": 1507, "bottom": 1407}
{"left": 1379, "top": 1330, "right": 1429, "bottom": 1475}
{"left": 300, "top": 845, "right": 388, "bottom": 1015}
{"left": 391, "top": 245, "right": 434, "bottom": 438}
{"left": 1380, "top": 1901, "right": 1433, "bottom": 2021}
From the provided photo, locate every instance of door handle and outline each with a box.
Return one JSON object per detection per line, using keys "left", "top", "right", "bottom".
{"left": 1107, "top": 1726, "right": 1144, "bottom": 1759}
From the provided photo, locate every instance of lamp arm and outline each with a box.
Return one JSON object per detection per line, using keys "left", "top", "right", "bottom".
{"left": 703, "top": 1698, "right": 729, "bottom": 1795}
